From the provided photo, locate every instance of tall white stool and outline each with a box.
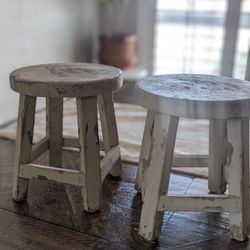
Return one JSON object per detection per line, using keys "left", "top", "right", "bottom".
{"left": 10, "top": 63, "right": 122, "bottom": 213}
{"left": 135, "top": 74, "right": 250, "bottom": 241}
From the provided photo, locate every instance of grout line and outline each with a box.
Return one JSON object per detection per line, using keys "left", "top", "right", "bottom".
{"left": 185, "top": 177, "right": 195, "bottom": 195}
{"left": 168, "top": 176, "right": 195, "bottom": 222}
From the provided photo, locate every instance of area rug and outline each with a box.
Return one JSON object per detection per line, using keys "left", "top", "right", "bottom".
{"left": 0, "top": 99, "right": 209, "bottom": 178}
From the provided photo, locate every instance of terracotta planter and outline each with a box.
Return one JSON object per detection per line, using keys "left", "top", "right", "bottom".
{"left": 98, "top": 34, "right": 137, "bottom": 69}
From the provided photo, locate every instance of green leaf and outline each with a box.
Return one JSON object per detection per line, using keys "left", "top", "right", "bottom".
{"left": 97, "top": 0, "right": 131, "bottom": 6}
{"left": 97, "top": 0, "right": 109, "bottom": 6}
{"left": 123, "top": 0, "right": 130, "bottom": 5}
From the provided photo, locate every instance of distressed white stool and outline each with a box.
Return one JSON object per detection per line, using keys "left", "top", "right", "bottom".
{"left": 135, "top": 74, "right": 250, "bottom": 242}
{"left": 10, "top": 63, "right": 122, "bottom": 213}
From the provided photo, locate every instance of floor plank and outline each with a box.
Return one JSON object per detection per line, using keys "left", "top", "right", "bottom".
{"left": 0, "top": 138, "right": 249, "bottom": 249}
{"left": 0, "top": 208, "right": 131, "bottom": 250}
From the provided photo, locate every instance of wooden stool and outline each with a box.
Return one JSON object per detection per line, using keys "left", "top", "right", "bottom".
{"left": 10, "top": 63, "right": 122, "bottom": 213}
{"left": 135, "top": 74, "right": 250, "bottom": 241}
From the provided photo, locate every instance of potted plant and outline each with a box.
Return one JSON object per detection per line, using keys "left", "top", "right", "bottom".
{"left": 97, "top": 0, "right": 137, "bottom": 69}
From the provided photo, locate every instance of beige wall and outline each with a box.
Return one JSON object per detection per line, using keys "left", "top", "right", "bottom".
{"left": 0, "top": 0, "right": 97, "bottom": 124}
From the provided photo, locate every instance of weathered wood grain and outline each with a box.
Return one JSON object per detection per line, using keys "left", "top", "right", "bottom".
{"left": 77, "top": 96, "right": 101, "bottom": 213}
{"left": 135, "top": 110, "right": 155, "bottom": 194}
{"left": 46, "top": 97, "right": 63, "bottom": 167}
{"left": 11, "top": 63, "right": 123, "bottom": 217}
{"left": 10, "top": 63, "right": 122, "bottom": 97}
{"left": 136, "top": 74, "right": 250, "bottom": 119}
{"left": 227, "top": 118, "right": 249, "bottom": 241}
{"left": 13, "top": 94, "right": 36, "bottom": 201}
{"left": 19, "top": 163, "right": 85, "bottom": 186}
{"left": 208, "top": 119, "right": 227, "bottom": 194}
{"left": 157, "top": 194, "right": 240, "bottom": 213}
{"left": 139, "top": 113, "right": 179, "bottom": 241}
{"left": 136, "top": 73, "right": 250, "bottom": 243}
{"left": 98, "top": 92, "right": 122, "bottom": 177}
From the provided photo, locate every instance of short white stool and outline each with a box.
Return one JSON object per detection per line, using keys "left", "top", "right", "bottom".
{"left": 135, "top": 74, "right": 250, "bottom": 241}
{"left": 10, "top": 63, "right": 122, "bottom": 213}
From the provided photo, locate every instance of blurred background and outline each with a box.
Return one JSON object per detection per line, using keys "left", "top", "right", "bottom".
{"left": 0, "top": 0, "right": 249, "bottom": 124}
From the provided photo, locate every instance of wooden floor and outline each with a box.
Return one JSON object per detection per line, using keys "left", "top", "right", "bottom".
{"left": 0, "top": 138, "right": 250, "bottom": 249}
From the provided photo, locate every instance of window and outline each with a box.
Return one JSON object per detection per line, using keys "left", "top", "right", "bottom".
{"left": 154, "top": 0, "right": 250, "bottom": 79}
{"left": 234, "top": 0, "right": 250, "bottom": 78}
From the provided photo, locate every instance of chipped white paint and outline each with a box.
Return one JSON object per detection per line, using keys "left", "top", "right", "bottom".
{"left": 157, "top": 194, "right": 240, "bottom": 213}
{"left": 98, "top": 92, "right": 122, "bottom": 177}
{"left": 19, "top": 163, "right": 85, "bottom": 186}
{"left": 77, "top": 96, "right": 102, "bottom": 213}
{"left": 227, "top": 118, "right": 249, "bottom": 241}
{"left": 11, "top": 63, "right": 122, "bottom": 214}
{"left": 208, "top": 119, "right": 227, "bottom": 194}
{"left": 135, "top": 110, "right": 155, "bottom": 195}
{"left": 139, "top": 113, "right": 179, "bottom": 241}
{"left": 137, "top": 74, "right": 250, "bottom": 242}
{"left": 13, "top": 94, "right": 36, "bottom": 201}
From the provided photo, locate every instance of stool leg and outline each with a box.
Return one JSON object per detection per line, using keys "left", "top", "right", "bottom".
{"left": 46, "top": 97, "right": 63, "bottom": 167}
{"left": 227, "top": 118, "right": 249, "bottom": 241}
{"left": 135, "top": 110, "right": 155, "bottom": 196}
{"left": 13, "top": 94, "right": 36, "bottom": 201}
{"left": 77, "top": 96, "right": 101, "bottom": 213}
{"left": 139, "top": 113, "right": 179, "bottom": 241}
{"left": 98, "top": 92, "right": 122, "bottom": 177}
{"left": 208, "top": 119, "right": 227, "bottom": 194}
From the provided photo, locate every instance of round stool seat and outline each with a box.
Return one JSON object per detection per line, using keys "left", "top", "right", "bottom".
{"left": 136, "top": 74, "right": 250, "bottom": 119}
{"left": 11, "top": 62, "right": 123, "bottom": 213}
{"left": 10, "top": 63, "right": 122, "bottom": 97}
